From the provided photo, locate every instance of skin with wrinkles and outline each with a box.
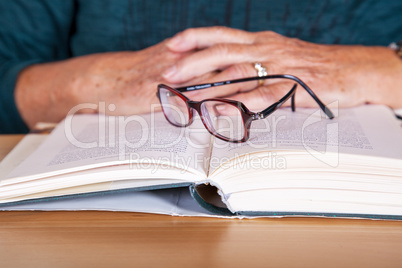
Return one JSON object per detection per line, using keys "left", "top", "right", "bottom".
{"left": 163, "top": 27, "right": 402, "bottom": 111}
{"left": 15, "top": 40, "right": 211, "bottom": 128}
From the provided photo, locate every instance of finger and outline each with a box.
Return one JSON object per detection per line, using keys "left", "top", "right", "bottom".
{"left": 210, "top": 62, "right": 286, "bottom": 90}
{"left": 166, "top": 26, "right": 254, "bottom": 52}
{"left": 163, "top": 43, "right": 258, "bottom": 83}
{"left": 167, "top": 70, "right": 219, "bottom": 87}
{"left": 181, "top": 63, "right": 259, "bottom": 101}
{"left": 182, "top": 62, "right": 287, "bottom": 102}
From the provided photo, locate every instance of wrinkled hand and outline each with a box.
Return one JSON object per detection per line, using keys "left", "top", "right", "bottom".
{"left": 15, "top": 39, "right": 211, "bottom": 128}
{"left": 162, "top": 27, "right": 402, "bottom": 110}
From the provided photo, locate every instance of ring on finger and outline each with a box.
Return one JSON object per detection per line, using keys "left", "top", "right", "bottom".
{"left": 253, "top": 62, "right": 267, "bottom": 86}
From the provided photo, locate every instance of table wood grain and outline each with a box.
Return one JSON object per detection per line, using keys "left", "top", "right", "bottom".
{"left": 1, "top": 135, "right": 402, "bottom": 268}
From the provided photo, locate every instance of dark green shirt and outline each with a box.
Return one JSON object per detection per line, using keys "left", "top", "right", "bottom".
{"left": 1, "top": 0, "right": 401, "bottom": 133}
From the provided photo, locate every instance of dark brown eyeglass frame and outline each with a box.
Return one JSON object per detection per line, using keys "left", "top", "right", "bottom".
{"left": 157, "top": 74, "right": 334, "bottom": 143}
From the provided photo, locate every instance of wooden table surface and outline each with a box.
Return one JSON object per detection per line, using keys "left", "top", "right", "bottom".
{"left": 1, "top": 135, "right": 402, "bottom": 268}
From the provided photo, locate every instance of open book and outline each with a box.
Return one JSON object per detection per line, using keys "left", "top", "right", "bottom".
{"left": 1, "top": 105, "right": 402, "bottom": 219}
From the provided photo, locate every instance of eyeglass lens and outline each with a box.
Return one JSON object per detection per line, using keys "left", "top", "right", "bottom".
{"left": 200, "top": 100, "right": 245, "bottom": 141}
{"left": 159, "top": 86, "right": 190, "bottom": 126}
{"left": 159, "top": 86, "right": 246, "bottom": 141}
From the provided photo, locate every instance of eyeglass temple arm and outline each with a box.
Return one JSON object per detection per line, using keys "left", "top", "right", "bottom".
{"left": 286, "top": 75, "right": 334, "bottom": 119}
{"left": 175, "top": 76, "right": 259, "bottom": 92}
{"left": 175, "top": 74, "right": 334, "bottom": 119}
{"left": 254, "top": 83, "right": 297, "bottom": 120}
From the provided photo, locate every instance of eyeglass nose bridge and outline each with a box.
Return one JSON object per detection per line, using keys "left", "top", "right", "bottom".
{"left": 184, "top": 100, "right": 201, "bottom": 126}
{"left": 186, "top": 100, "right": 201, "bottom": 110}
{"left": 187, "top": 99, "right": 201, "bottom": 112}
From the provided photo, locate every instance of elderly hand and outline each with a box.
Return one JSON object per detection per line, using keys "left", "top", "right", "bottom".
{"left": 163, "top": 27, "right": 402, "bottom": 110}
{"left": 15, "top": 39, "right": 212, "bottom": 129}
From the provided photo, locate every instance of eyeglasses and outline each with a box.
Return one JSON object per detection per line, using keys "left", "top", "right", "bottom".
{"left": 157, "top": 74, "right": 334, "bottom": 143}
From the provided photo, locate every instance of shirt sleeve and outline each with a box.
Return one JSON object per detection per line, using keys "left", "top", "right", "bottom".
{"left": 0, "top": 0, "right": 76, "bottom": 133}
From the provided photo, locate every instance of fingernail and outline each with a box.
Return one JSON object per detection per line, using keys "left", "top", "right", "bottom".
{"left": 167, "top": 35, "right": 182, "bottom": 48}
{"left": 162, "top": 65, "right": 176, "bottom": 79}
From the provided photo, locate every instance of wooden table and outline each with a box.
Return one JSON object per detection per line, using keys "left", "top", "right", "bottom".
{"left": 1, "top": 135, "right": 402, "bottom": 268}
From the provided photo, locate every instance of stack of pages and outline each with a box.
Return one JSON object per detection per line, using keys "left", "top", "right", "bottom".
{"left": 1, "top": 105, "right": 402, "bottom": 219}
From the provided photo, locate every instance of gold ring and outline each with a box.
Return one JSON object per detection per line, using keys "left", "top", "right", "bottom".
{"left": 254, "top": 62, "right": 267, "bottom": 86}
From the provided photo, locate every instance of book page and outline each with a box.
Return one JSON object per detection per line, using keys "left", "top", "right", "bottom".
{"left": 3, "top": 112, "right": 212, "bottom": 184}
{"left": 208, "top": 105, "right": 402, "bottom": 176}
{"left": 0, "top": 134, "right": 48, "bottom": 180}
